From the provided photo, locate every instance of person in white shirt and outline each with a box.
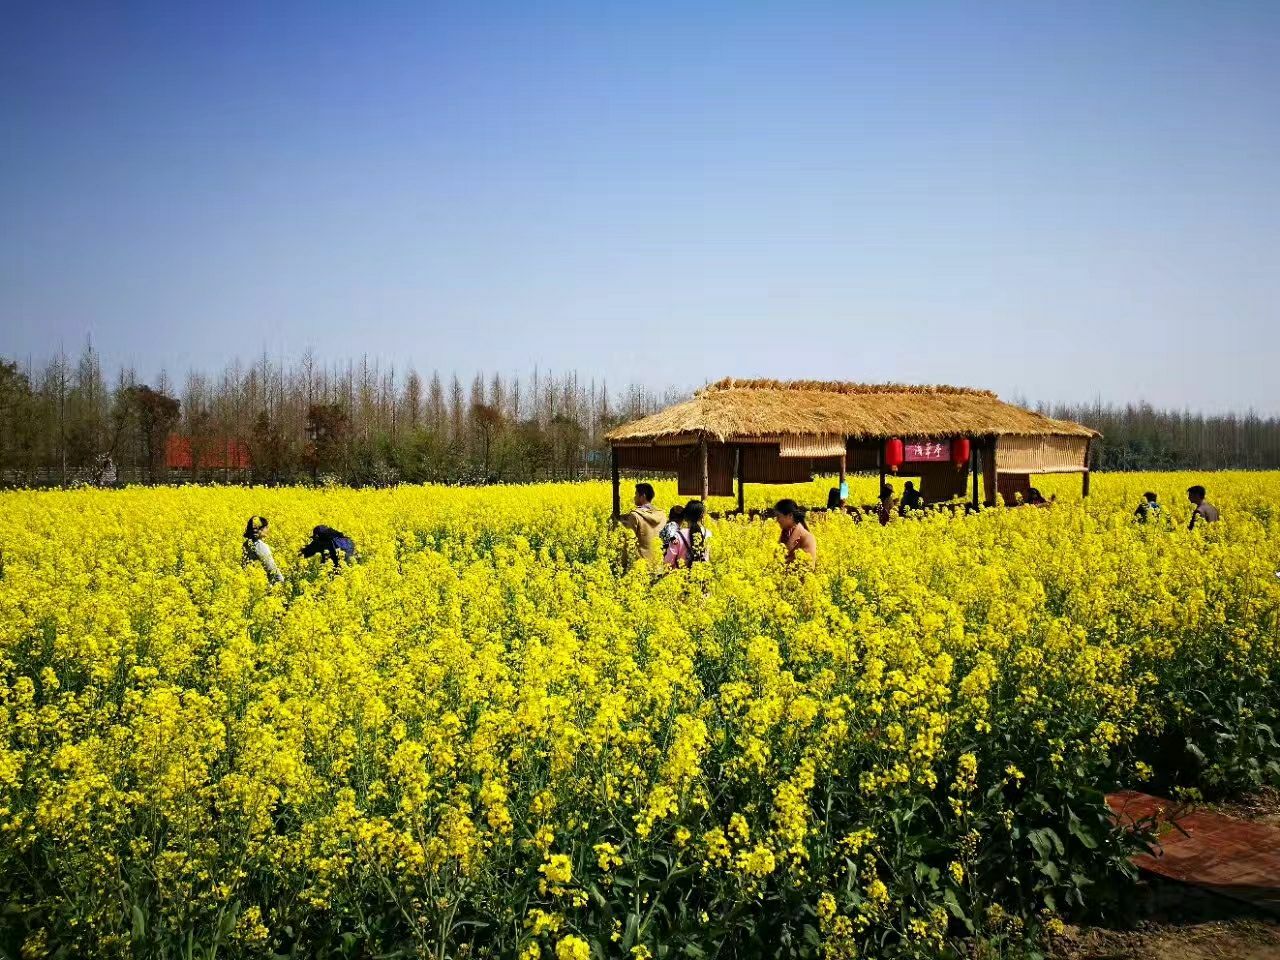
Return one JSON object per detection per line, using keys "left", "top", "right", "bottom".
{"left": 242, "top": 515, "right": 284, "bottom": 583}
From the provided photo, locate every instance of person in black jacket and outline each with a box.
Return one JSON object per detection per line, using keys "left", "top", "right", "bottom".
{"left": 300, "top": 525, "right": 356, "bottom": 568}
{"left": 899, "top": 481, "right": 923, "bottom": 514}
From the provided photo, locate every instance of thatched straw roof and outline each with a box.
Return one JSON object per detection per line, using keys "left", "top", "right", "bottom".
{"left": 606, "top": 378, "right": 1098, "bottom": 443}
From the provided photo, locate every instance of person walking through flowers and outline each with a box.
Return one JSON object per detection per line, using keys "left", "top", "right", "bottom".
{"left": 664, "top": 500, "right": 711, "bottom": 568}
{"left": 1187, "top": 484, "right": 1220, "bottom": 529}
{"left": 242, "top": 515, "right": 284, "bottom": 583}
{"left": 620, "top": 482, "right": 665, "bottom": 562}
{"left": 774, "top": 499, "right": 817, "bottom": 564}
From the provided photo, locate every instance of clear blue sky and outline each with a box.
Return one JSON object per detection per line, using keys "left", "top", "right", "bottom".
{"left": 3, "top": 1, "right": 1278, "bottom": 412}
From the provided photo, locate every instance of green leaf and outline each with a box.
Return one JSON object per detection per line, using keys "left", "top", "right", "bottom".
{"left": 943, "top": 888, "right": 966, "bottom": 920}
{"left": 1068, "top": 819, "right": 1099, "bottom": 849}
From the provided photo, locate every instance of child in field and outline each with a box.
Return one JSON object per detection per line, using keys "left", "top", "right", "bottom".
{"left": 1026, "top": 488, "right": 1053, "bottom": 508}
{"left": 242, "top": 516, "right": 284, "bottom": 583}
{"left": 664, "top": 500, "right": 711, "bottom": 568}
{"left": 659, "top": 504, "right": 685, "bottom": 552}
{"left": 1134, "top": 491, "right": 1161, "bottom": 522}
{"left": 301, "top": 525, "right": 357, "bottom": 568}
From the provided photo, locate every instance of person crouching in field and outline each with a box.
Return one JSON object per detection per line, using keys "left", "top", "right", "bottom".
{"left": 1187, "top": 485, "right": 1220, "bottom": 529}
{"left": 301, "top": 525, "right": 356, "bottom": 568}
{"left": 242, "top": 516, "right": 284, "bottom": 583}
{"left": 1134, "top": 491, "right": 1161, "bottom": 523}
{"left": 774, "top": 499, "right": 817, "bottom": 564}
{"left": 620, "top": 482, "right": 665, "bottom": 562}
{"left": 664, "top": 500, "right": 711, "bottom": 568}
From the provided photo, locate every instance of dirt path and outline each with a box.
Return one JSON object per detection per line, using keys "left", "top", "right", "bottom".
{"left": 1057, "top": 790, "right": 1280, "bottom": 960}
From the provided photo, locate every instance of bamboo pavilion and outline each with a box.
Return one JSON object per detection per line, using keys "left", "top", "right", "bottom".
{"left": 604, "top": 379, "right": 1099, "bottom": 515}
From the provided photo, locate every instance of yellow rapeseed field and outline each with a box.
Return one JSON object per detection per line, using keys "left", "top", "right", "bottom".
{"left": 1, "top": 473, "right": 1278, "bottom": 959}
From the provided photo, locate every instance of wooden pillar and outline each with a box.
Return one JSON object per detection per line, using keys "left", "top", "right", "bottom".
{"left": 970, "top": 442, "right": 980, "bottom": 509}
{"left": 610, "top": 446, "right": 621, "bottom": 520}
{"left": 985, "top": 436, "right": 1001, "bottom": 507}
{"left": 736, "top": 445, "right": 745, "bottom": 514}
{"left": 1082, "top": 439, "right": 1092, "bottom": 498}
{"left": 699, "top": 436, "right": 710, "bottom": 502}
{"left": 877, "top": 442, "right": 886, "bottom": 498}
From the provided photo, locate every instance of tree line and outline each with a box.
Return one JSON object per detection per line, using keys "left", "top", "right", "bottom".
{"left": 2, "top": 345, "right": 1278, "bottom": 487}
{"left": 0, "top": 346, "right": 682, "bottom": 487}
{"left": 1041, "top": 401, "right": 1280, "bottom": 472}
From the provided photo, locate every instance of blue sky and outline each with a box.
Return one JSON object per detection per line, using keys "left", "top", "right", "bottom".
{"left": 2, "top": 1, "right": 1278, "bottom": 411}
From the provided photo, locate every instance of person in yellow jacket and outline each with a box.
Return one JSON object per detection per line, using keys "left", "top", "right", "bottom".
{"left": 619, "top": 482, "right": 665, "bottom": 561}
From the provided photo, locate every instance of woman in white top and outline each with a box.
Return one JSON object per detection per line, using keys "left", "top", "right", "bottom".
{"left": 242, "top": 515, "right": 284, "bottom": 583}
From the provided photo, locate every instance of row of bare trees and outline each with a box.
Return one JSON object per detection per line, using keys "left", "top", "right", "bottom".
{"left": 1041, "top": 400, "right": 1280, "bottom": 472}
{"left": 4, "top": 346, "right": 1279, "bottom": 487}
{"left": 0, "top": 345, "right": 683, "bottom": 487}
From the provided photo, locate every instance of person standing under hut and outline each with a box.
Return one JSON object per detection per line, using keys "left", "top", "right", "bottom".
{"left": 899, "top": 481, "right": 923, "bottom": 514}
{"left": 242, "top": 515, "right": 284, "bottom": 583}
{"left": 877, "top": 483, "right": 898, "bottom": 526}
{"left": 619, "top": 482, "right": 665, "bottom": 562}
{"left": 301, "top": 525, "right": 357, "bottom": 568}
{"left": 773, "top": 499, "right": 817, "bottom": 564}
{"left": 1187, "top": 485, "right": 1220, "bottom": 529}
{"left": 826, "top": 487, "right": 846, "bottom": 512}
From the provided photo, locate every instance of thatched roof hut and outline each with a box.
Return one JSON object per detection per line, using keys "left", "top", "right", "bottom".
{"left": 607, "top": 378, "right": 1096, "bottom": 444}
{"left": 606, "top": 379, "right": 1098, "bottom": 512}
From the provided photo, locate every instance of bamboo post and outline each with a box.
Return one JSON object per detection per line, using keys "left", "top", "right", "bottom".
{"left": 699, "top": 436, "right": 710, "bottom": 501}
{"left": 736, "top": 445, "right": 745, "bottom": 514}
{"left": 610, "top": 446, "right": 620, "bottom": 520}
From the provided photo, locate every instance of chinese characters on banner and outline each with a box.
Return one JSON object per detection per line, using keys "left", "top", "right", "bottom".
{"left": 903, "top": 440, "right": 952, "bottom": 462}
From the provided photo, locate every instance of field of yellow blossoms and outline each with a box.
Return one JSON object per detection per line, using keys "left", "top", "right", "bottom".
{"left": 2, "top": 472, "right": 1279, "bottom": 959}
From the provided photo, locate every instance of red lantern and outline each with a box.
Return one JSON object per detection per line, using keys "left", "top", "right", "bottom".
{"left": 952, "top": 436, "right": 971, "bottom": 468}
{"left": 884, "top": 437, "right": 904, "bottom": 473}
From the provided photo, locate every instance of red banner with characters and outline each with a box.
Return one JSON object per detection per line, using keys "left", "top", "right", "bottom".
{"left": 903, "top": 440, "right": 952, "bottom": 462}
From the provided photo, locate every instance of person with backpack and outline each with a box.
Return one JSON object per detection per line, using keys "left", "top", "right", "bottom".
{"left": 301, "top": 525, "right": 357, "bottom": 568}
{"left": 664, "top": 500, "right": 711, "bottom": 568}
{"left": 242, "top": 515, "right": 284, "bottom": 583}
{"left": 774, "top": 499, "right": 817, "bottom": 563}
{"left": 1134, "top": 491, "right": 1161, "bottom": 523}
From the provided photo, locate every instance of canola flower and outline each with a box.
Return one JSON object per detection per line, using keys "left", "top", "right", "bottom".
{"left": 0, "top": 473, "right": 1278, "bottom": 958}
